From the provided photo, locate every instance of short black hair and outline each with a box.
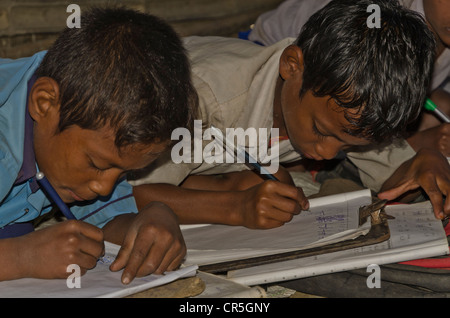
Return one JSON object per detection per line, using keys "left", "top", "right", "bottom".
{"left": 36, "top": 7, "right": 198, "bottom": 148}
{"left": 296, "top": 0, "right": 436, "bottom": 143}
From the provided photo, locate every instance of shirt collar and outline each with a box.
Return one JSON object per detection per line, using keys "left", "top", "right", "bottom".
{"left": 14, "top": 74, "right": 39, "bottom": 193}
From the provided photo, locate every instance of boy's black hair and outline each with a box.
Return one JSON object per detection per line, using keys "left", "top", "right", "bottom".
{"left": 36, "top": 7, "right": 198, "bottom": 148}
{"left": 296, "top": 0, "right": 436, "bottom": 142}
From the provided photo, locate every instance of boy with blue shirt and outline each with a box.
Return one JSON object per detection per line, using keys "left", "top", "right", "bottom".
{"left": 0, "top": 7, "right": 197, "bottom": 284}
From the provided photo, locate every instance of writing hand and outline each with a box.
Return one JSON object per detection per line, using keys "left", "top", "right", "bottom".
{"left": 16, "top": 220, "right": 104, "bottom": 279}
{"left": 237, "top": 180, "right": 308, "bottom": 229}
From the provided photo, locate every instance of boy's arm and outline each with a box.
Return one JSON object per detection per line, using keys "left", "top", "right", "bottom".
{"left": 102, "top": 202, "right": 186, "bottom": 285}
{"left": 132, "top": 167, "right": 309, "bottom": 229}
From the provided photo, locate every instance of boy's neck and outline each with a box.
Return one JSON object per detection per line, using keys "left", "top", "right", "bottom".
{"left": 14, "top": 74, "right": 40, "bottom": 193}
{"left": 272, "top": 76, "right": 288, "bottom": 138}
{"left": 436, "top": 38, "right": 446, "bottom": 58}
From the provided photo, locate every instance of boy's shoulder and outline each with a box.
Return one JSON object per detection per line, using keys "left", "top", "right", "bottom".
{"left": 183, "top": 36, "right": 266, "bottom": 62}
{"left": 0, "top": 51, "right": 46, "bottom": 105}
{"left": 183, "top": 36, "right": 293, "bottom": 70}
{"left": 183, "top": 36, "right": 292, "bottom": 104}
{"left": 399, "top": 0, "right": 415, "bottom": 8}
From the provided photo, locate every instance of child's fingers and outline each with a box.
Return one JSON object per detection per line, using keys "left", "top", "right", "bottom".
{"left": 268, "top": 181, "right": 307, "bottom": 213}
{"left": 154, "top": 249, "right": 186, "bottom": 275}
{"left": 270, "top": 196, "right": 301, "bottom": 217}
{"left": 136, "top": 244, "right": 170, "bottom": 276}
{"left": 75, "top": 251, "right": 102, "bottom": 271}
{"left": 79, "top": 222, "right": 104, "bottom": 243}
{"left": 444, "top": 198, "right": 450, "bottom": 219}
{"left": 135, "top": 232, "right": 186, "bottom": 276}
{"left": 379, "top": 178, "right": 448, "bottom": 220}
{"left": 109, "top": 233, "right": 138, "bottom": 274}
{"left": 423, "top": 178, "right": 450, "bottom": 219}
{"left": 109, "top": 245, "right": 130, "bottom": 273}
{"left": 427, "top": 188, "right": 445, "bottom": 220}
{"left": 59, "top": 221, "right": 105, "bottom": 269}
{"left": 377, "top": 180, "right": 418, "bottom": 202}
{"left": 110, "top": 238, "right": 162, "bottom": 284}
{"left": 78, "top": 237, "right": 105, "bottom": 267}
{"left": 119, "top": 240, "right": 154, "bottom": 285}
{"left": 296, "top": 187, "right": 309, "bottom": 210}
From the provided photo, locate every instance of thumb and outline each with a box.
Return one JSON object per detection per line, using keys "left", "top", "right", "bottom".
{"left": 377, "top": 181, "right": 419, "bottom": 202}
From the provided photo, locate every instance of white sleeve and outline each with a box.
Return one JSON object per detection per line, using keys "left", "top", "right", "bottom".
{"left": 347, "top": 139, "right": 416, "bottom": 192}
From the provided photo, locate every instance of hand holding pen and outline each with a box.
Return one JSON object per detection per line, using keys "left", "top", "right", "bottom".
{"left": 210, "top": 126, "right": 309, "bottom": 229}
{"left": 5, "top": 172, "right": 104, "bottom": 280}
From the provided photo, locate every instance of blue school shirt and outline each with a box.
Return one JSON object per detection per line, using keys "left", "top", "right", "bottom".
{"left": 0, "top": 52, "right": 138, "bottom": 232}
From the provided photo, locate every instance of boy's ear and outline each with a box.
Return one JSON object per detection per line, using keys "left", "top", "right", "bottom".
{"left": 28, "top": 77, "right": 61, "bottom": 123}
{"left": 279, "top": 45, "right": 304, "bottom": 81}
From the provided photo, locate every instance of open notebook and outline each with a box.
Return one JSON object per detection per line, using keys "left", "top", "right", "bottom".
{"left": 181, "top": 189, "right": 449, "bottom": 286}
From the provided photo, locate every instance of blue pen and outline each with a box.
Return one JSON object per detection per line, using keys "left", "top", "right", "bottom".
{"left": 210, "top": 126, "right": 279, "bottom": 181}
{"left": 36, "top": 172, "right": 77, "bottom": 220}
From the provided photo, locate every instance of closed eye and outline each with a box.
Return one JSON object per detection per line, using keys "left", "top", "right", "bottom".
{"left": 88, "top": 157, "right": 108, "bottom": 174}
{"left": 312, "top": 122, "right": 327, "bottom": 139}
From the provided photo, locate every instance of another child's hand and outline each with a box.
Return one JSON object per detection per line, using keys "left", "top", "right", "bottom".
{"left": 407, "top": 123, "right": 450, "bottom": 157}
{"left": 216, "top": 166, "right": 309, "bottom": 229}
{"left": 109, "top": 202, "right": 186, "bottom": 285}
{"left": 237, "top": 180, "right": 309, "bottom": 229}
{"left": 16, "top": 220, "right": 104, "bottom": 279}
{"left": 378, "top": 148, "right": 450, "bottom": 219}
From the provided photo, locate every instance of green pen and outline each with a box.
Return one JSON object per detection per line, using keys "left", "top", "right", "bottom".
{"left": 424, "top": 98, "right": 450, "bottom": 123}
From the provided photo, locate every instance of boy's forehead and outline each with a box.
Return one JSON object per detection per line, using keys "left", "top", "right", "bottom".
{"left": 118, "top": 141, "right": 169, "bottom": 161}
{"left": 76, "top": 125, "right": 166, "bottom": 168}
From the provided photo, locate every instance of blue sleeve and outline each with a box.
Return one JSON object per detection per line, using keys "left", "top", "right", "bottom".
{"left": 70, "top": 179, "right": 137, "bottom": 228}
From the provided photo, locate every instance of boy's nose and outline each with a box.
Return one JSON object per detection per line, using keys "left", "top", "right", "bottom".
{"left": 89, "top": 173, "right": 118, "bottom": 197}
{"left": 315, "top": 140, "right": 342, "bottom": 160}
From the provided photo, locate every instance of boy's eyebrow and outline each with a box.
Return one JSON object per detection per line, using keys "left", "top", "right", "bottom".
{"left": 145, "top": 148, "right": 167, "bottom": 156}
{"left": 88, "top": 152, "right": 121, "bottom": 170}
{"left": 316, "top": 119, "right": 369, "bottom": 146}
{"left": 315, "top": 120, "right": 346, "bottom": 143}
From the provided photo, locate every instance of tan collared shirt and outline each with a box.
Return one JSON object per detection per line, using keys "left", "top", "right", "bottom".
{"left": 130, "top": 36, "right": 416, "bottom": 192}
{"left": 130, "top": 37, "right": 299, "bottom": 186}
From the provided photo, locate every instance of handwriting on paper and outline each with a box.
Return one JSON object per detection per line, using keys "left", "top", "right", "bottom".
{"left": 315, "top": 211, "right": 347, "bottom": 239}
